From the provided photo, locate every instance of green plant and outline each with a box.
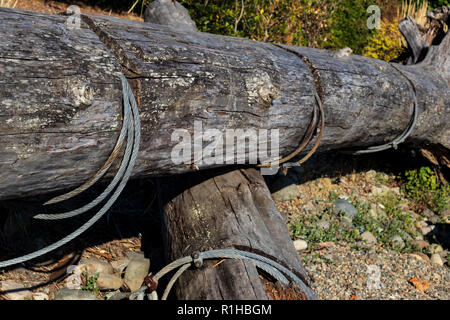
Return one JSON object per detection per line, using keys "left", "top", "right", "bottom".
{"left": 402, "top": 167, "right": 450, "bottom": 213}
{"left": 82, "top": 272, "right": 99, "bottom": 293}
{"left": 289, "top": 191, "right": 424, "bottom": 254}
{"left": 323, "top": 0, "right": 376, "bottom": 55}
{"left": 362, "top": 20, "right": 407, "bottom": 61}
{"left": 427, "top": 0, "right": 450, "bottom": 8}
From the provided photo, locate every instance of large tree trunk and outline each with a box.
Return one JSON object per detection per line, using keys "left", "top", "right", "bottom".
{"left": 0, "top": 6, "right": 449, "bottom": 201}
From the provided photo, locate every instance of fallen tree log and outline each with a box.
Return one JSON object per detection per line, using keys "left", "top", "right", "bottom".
{"left": 0, "top": 6, "right": 449, "bottom": 202}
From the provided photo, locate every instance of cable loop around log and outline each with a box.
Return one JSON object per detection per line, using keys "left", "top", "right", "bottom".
{"left": 129, "top": 249, "right": 314, "bottom": 301}
{"left": 257, "top": 45, "right": 325, "bottom": 170}
{"left": 0, "top": 73, "right": 141, "bottom": 268}
{"left": 340, "top": 63, "right": 418, "bottom": 155}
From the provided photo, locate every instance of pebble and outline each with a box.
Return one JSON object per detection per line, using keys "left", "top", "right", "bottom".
{"left": 125, "top": 251, "right": 146, "bottom": 261}
{"left": 390, "top": 235, "right": 405, "bottom": 250}
{"left": 317, "top": 242, "right": 335, "bottom": 249}
{"left": 423, "top": 208, "right": 439, "bottom": 224}
{"left": 79, "top": 257, "right": 114, "bottom": 277}
{"left": 340, "top": 216, "right": 353, "bottom": 227}
{"left": 65, "top": 265, "right": 83, "bottom": 290}
{"left": 293, "top": 239, "right": 308, "bottom": 251}
{"left": 409, "top": 252, "right": 430, "bottom": 263}
{"left": 32, "top": 292, "right": 49, "bottom": 300}
{"left": 110, "top": 259, "right": 130, "bottom": 274}
{"left": 53, "top": 288, "right": 100, "bottom": 300}
{"left": 369, "top": 185, "right": 390, "bottom": 197}
{"left": 389, "top": 187, "right": 400, "bottom": 196}
{"left": 361, "top": 231, "right": 377, "bottom": 245}
{"left": 124, "top": 257, "right": 151, "bottom": 292}
{"left": 421, "top": 225, "right": 436, "bottom": 236}
{"left": 0, "top": 280, "right": 33, "bottom": 300}
{"left": 427, "top": 244, "right": 443, "bottom": 255}
{"left": 107, "top": 291, "right": 132, "bottom": 300}
{"left": 430, "top": 254, "right": 444, "bottom": 266}
{"left": 365, "top": 170, "right": 377, "bottom": 180}
{"left": 96, "top": 273, "right": 124, "bottom": 291}
{"left": 369, "top": 204, "right": 387, "bottom": 219}
{"left": 333, "top": 199, "right": 358, "bottom": 218}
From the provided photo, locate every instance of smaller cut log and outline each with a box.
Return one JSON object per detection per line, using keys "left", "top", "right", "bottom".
{"left": 156, "top": 167, "right": 316, "bottom": 300}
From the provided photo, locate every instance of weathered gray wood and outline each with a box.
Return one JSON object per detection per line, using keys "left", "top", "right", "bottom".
{"left": 0, "top": 7, "right": 449, "bottom": 200}
{"left": 398, "top": 17, "right": 429, "bottom": 64}
{"left": 157, "top": 167, "right": 316, "bottom": 300}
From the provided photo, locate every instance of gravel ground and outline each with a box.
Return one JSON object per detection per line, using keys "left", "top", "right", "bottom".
{"left": 300, "top": 242, "right": 449, "bottom": 300}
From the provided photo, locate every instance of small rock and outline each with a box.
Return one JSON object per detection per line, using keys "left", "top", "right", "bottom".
{"left": 421, "top": 225, "right": 436, "bottom": 236}
{"left": 110, "top": 259, "right": 130, "bottom": 274}
{"left": 369, "top": 185, "right": 390, "bottom": 197}
{"left": 389, "top": 187, "right": 400, "bottom": 196}
{"left": 416, "top": 220, "right": 427, "bottom": 229}
{"left": 369, "top": 204, "right": 387, "bottom": 219}
{"left": 53, "top": 288, "right": 100, "bottom": 300}
{"left": 430, "top": 254, "right": 444, "bottom": 266}
{"left": 361, "top": 231, "right": 377, "bottom": 245}
{"left": 340, "top": 216, "right": 353, "bottom": 228}
{"left": 32, "top": 292, "right": 49, "bottom": 300}
{"left": 107, "top": 291, "right": 132, "bottom": 300}
{"left": 65, "top": 265, "right": 83, "bottom": 290}
{"left": 414, "top": 233, "right": 424, "bottom": 241}
{"left": 125, "top": 251, "right": 146, "bottom": 261}
{"left": 293, "top": 239, "right": 308, "bottom": 251}
{"left": 96, "top": 273, "right": 124, "bottom": 291}
{"left": 271, "top": 177, "right": 300, "bottom": 202}
{"left": 317, "top": 242, "right": 335, "bottom": 249}
{"left": 0, "top": 281, "right": 33, "bottom": 300}
{"left": 409, "top": 252, "right": 430, "bottom": 263}
{"left": 365, "top": 170, "right": 377, "bottom": 180}
{"left": 399, "top": 231, "right": 413, "bottom": 242}
{"left": 124, "top": 257, "right": 151, "bottom": 292}
{"left": 79, "top": 258, "right": 113, "bottom": 277}
{"left": 410, "top": 240, "right": 430, "bottom": 250}
{"left": 390, "top": 235, "right": 405, "bottom": 250}
{"left": 427, "top": 244, "right": 443, "bottom": 255}
{"left": 423, "top": 208, "right": 439, "bottom": 224}
{"left": 317, "top": 220, "right": 330, "bottom": 230}
{"left": 323, "top": 254, "right": 339, "bottom": 262}
{"left": 333, "top": 199, "right": 358, "bottom": 218}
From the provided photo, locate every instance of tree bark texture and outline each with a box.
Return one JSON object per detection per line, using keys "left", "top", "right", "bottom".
{"left": 0, "top": 7, "right": 449, "bottom": 200}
